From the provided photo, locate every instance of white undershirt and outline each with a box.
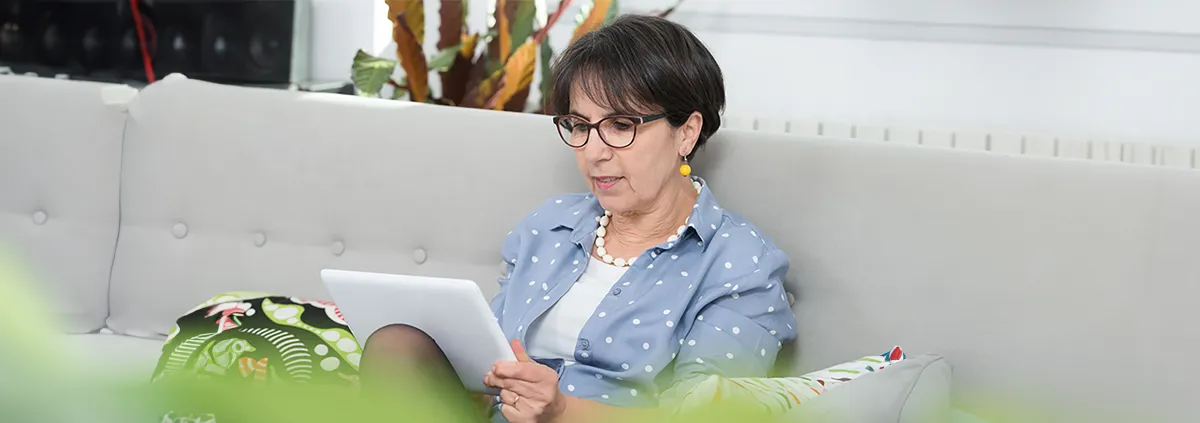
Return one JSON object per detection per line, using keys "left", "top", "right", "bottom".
{"left": 526, "top": 256, "right": 628, "bottom": 363}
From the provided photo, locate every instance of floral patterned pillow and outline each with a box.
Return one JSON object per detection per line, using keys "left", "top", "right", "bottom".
{"left": 155, "top": 292, "right": 364, "bottom": 422}
{"left": 676, "top": 346, "right": 907, "bottom": 414}
{"left": 155, "top": 292, "right": 361, "bottom": 386}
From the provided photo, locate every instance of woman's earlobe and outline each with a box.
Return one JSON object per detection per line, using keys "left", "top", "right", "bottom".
{"left": 681, "top": 136, "right": 698, "bottom": 157}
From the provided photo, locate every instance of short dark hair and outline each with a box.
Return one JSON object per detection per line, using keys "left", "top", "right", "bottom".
{"left": 548, "top": 15, "right": 725, "bottom": 160}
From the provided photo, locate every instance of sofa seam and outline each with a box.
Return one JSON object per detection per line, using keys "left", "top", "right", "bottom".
{"left": 104, "top": 105, "right": 130, "bottom": 331}
{"left": 895, "top": 355, "right": 946, "bottom": 423}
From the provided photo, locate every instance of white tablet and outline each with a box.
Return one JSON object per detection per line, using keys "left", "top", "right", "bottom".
{"left": 321, "top": 269, "right": 516, "bottom": 394}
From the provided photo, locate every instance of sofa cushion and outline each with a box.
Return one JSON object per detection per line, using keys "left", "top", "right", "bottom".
{"left": 58, "top": 333, "right": 167, "bottom": 379}
{"left": 0, "top": 76, "right": 132, "bottom": 333}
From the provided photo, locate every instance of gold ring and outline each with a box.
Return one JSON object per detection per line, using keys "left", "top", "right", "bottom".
{"left": 512, "top": 394, "right": 521, "bottom": 406}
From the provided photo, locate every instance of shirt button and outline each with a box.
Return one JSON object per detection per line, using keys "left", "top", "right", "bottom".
{"left": 579, "top": 339, "right": 591, "bottom": 350}
{"left": 611, "top": 288, "right": 622, "bottom": 296}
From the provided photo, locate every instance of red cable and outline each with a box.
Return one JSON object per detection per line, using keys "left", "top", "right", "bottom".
{"left": 129, "top": 0, "right": 155, "bottom": 82}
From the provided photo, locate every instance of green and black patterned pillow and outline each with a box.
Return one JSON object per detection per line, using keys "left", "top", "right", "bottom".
{"left": 153, "top": 291, "right": 363, "bottom": 387}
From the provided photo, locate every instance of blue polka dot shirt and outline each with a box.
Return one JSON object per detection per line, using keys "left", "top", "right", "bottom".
{"left": 490, "top": 177, "right": 798, "bottom": 409}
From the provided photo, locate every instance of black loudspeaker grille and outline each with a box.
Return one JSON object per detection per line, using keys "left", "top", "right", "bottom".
{"left": 0, "top": 0, "right": 305, "bottom": 85}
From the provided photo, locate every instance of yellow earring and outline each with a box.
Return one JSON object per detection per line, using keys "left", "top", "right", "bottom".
{"left": 679, "top": 157, "right": 692, "bottom": 177}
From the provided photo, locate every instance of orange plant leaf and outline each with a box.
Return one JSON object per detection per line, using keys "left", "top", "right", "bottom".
{"left": 460, "top": 33, "right": 479, "bottom": 58}
{"left": 391, "top": 5, "right": 429, "bottom": 102}
{"left": 571, "top": 0, "right": 613, "bottom": 43}
{"left": 385, "top": 0, "right": 425, "bottom": 45}
{"left": 498, "top": 0, "right": 512, "bottom": 60}
{"left": 490, "top": 40, "right": 537, "bottom": 110}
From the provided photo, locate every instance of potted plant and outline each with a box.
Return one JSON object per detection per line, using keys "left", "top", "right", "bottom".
{"left": 351, "top": 0, "right": 682, "bottom": 112}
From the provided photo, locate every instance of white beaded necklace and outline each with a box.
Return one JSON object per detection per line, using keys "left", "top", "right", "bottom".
{"left": 595, "top": 180, "right": 703, "bottom": 267}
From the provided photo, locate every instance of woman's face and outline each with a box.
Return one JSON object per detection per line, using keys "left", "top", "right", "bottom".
{"left": 567, "top": 84, "right": 698, "bottom": 214}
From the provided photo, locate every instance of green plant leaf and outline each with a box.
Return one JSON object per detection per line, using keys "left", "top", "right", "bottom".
{"left": 390, "top": 76, "right": 409, "bottom": 100}
{"left": 483, "top": 28, "right": 500, "bottom": 42}
{"left": 486, "top": 56, "right": 504, "bottom": 76}
{"left": 603, "top": 0, "right": 620, "bottom": 24}
{"left": 428, "top": 44, "right": 462, "bottom": 72}
{"left": 483, "top": 26, "right": 502, "bottom": 74}
{"left": 509, "top": 0, "right": 537, "bottom": 57}
{"left": 538, "top": 36, "right": 554, "bottom": 112}
{"left": 350, "top": 49, "right": 397, "bottom": 97}
{"left": 488, "top": 0, "right": 506, "bottom": 67}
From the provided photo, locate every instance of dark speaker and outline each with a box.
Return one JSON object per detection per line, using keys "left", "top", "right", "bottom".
{"left": 150, "top": 0, "right": 311, "bottom": 84}
{"left": 0, "top": 0, "right": 124, "bottom": 72}
{"left": 0, "top": 0, "right": 32, "bottom": 63}
{"left": 0, "top": 0, "right": 310, "bottom": 85}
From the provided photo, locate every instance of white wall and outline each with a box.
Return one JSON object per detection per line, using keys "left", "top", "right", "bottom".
{"left": 703, "top": 32, "right": 1200, "bottom": 144}
{"left": 309, "top": 0, "right": 1200, "bottom": 145}
{"left": 648, "top": 0, "right": 1200, "bottom": 145}
{"left": 309, "top": 0, "right": 382, "bottom": 83}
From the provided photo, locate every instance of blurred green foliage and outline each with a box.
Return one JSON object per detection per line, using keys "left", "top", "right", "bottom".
{"left": 0, "top": 247, "right": 1165, "bottom": 423}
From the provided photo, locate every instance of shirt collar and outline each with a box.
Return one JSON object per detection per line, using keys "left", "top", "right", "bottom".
{"left": 561, "top": 176, "right": 722, "bottom": 246}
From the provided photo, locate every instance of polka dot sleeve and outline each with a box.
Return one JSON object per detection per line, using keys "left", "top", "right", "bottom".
{"left": 489, "top": 224, "right": 521, "bottom": 320}
{"left": 661, "top": 249, "right": 797, "bottom": 402}
{"left": 488, "top": 196, "right": 564, "bottom": 321}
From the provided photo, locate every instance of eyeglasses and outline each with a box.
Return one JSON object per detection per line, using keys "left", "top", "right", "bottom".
{"left": 552, "top": 113, "right": 667, "bottom": 148}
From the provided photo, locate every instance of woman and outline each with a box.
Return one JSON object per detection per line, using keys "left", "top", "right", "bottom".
{"left": 363, "top": 15, "right": 797, "bottom": 423}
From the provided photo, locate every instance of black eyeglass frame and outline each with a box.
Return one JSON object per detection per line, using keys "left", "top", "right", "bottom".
{"left": 552, "top": 113, "right": 668, "bottom": 148}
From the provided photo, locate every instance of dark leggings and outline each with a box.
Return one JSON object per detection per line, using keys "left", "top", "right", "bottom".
{"left": 361, "top": 324, "right": 491, "bottom": 422}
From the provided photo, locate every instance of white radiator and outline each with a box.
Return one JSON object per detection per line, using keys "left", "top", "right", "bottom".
{"left": 722, "top": 115, "right": 1198, "bottom": 170}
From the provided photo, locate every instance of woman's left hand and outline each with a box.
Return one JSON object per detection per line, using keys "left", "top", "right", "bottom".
{"left": 484, "top": 340, "right": 567, "bottom": 423}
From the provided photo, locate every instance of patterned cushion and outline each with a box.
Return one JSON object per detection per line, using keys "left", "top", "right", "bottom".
{"left": 676, "top": 346, "right": 907, "bottom": 414}
{"left": 154, "top": 292, "right": 363, "bottom": 422}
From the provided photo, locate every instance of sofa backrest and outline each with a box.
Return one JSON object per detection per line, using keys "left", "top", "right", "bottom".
{"left": 0, "top": 76, "right": 131, "bottom": 333}
{"left": 6, "top": 75, "right": 1198, "bottom": 420}
{"left": 108, "top": 77, "right": 1200, "bottom": 419}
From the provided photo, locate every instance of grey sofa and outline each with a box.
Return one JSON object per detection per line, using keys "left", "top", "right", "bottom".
{"left": 2, "top": 74, "right": 1197, "bottom": 422}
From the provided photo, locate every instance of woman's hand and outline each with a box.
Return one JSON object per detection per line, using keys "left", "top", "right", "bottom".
{"left": 484, "top": 340, "right": 566, "bottom": 423}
